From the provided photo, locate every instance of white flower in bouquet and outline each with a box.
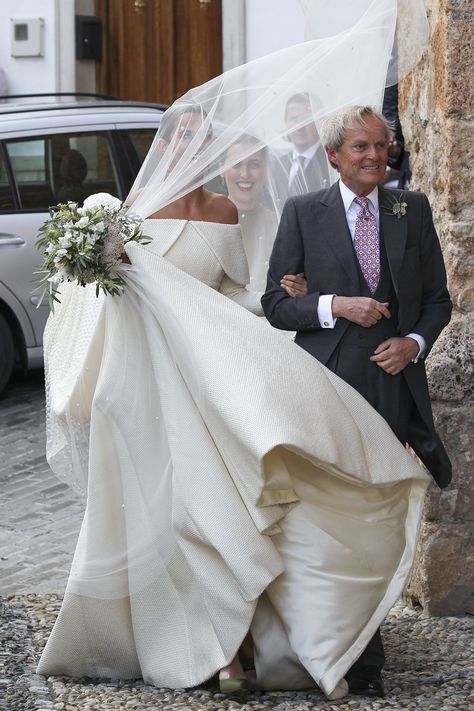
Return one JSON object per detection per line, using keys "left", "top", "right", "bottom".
{"left": 75, "top": 215, "right": 90, "bottom": 229}
{"left": 58, "top": 234, "right": 73, "bottom": 249}
{"left": 83, "top": 192, "right": 122, "bottom": 212}
{"left": 35, "top": 193, "right": 150, "bottom": 311}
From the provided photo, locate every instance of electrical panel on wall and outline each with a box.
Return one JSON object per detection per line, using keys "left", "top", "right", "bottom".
{"left": 11, "top": 18, "right": 45, "bottom": 57}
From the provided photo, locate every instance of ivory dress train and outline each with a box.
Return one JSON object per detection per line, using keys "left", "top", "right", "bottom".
{"left": 37, "top": 219, "right": 429, "bottom": 700}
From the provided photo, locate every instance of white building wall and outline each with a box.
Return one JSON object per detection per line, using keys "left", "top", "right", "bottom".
{"left": 0, "top": 0, "right": 75, "bottom": 96}
{"left": 1, "top": 0, "right": 307, "bottom": 98}
{"left": 57, "top": 0, "right": 75, "bottom": 93}
{"left": 223, "top": 0, "right": 305, "bottom": 69}
{"left": 222, "top": 0, "right": 246, "bottom": 71}
{"left": 245, "top": 0, "right": 305, "bottom": 61}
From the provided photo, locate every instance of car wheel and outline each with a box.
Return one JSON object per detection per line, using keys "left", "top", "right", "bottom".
{"left": 0, "top": 312, "right": 15, "bottom": 393}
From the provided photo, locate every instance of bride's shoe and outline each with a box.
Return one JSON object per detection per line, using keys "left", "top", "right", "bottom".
{"left": 218, "top": 669, "right": 256, "bottom": 693}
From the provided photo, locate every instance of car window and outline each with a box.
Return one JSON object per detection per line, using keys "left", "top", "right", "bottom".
{"left": 6, "top": 137, "right": 54, "bottom": 210}
{"left": 0, "top": 149, "right": 15, "bottom": 211}
{"left": 5, "top": 132, "right": 121, "bottom": 211}
{"left": 127, "top": 129, "right": 156, "bottom": 163}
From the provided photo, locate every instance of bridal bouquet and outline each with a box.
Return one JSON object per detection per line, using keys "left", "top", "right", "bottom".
{"left": 35, "top": 192, "right": 150, "bottom": 310}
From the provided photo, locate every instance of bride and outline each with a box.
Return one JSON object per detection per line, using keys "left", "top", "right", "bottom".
{"left": 37, "top": 0, "right": 431, "bottom": 701}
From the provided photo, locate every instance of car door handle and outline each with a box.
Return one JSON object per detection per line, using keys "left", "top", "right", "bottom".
{"left": 0, "top": 233, "right": 26, "bottom": 247}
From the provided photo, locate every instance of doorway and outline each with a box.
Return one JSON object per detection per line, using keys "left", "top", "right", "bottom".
{"left": 95, "top": 0, "right": 223, "bottom": 104}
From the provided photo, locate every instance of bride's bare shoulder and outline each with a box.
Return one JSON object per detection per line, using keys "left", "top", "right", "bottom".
{"left": 205, "top": 191, "right": 238, "bottom": 225}
{"left": 144, "top": 191, "right": 238, "bottom": 224}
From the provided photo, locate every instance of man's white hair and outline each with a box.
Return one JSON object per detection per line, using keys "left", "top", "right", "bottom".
{"left": 319, "top": 105, "right": 394, "bottom": 153}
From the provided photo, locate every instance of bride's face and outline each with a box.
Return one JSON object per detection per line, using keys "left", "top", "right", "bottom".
{"left": 160, "top": 112, "right": 213, "bottom": 169}
{"left": 223, "top": 143, "right": 267, "bottom": 211}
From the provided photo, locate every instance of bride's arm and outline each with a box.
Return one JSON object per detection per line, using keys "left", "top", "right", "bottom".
{"left": 209, "top": 211, "right": 264, "bottom": 315}
{"left": 219, "top": 275, "right": 263, "bottom": 315}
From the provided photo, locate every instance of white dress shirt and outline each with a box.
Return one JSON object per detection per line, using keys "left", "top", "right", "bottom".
{"left": 316, "top": 180, "right": 425, "bottom": 361}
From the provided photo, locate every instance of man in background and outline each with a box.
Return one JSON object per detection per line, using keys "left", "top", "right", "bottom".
{"left": 274, "top": 93, "right": 330, "bottom": 201}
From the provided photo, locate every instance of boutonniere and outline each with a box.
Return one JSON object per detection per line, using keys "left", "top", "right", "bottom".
{"left": 383, "top": 192, "right": 408, "bottom": 219}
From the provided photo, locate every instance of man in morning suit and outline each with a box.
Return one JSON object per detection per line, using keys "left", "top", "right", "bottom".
{"left": 261, "top": 105, "right": 452, "bottom": 698}
{"left": 275, "top": 93, "right": 331, "bottom": 199}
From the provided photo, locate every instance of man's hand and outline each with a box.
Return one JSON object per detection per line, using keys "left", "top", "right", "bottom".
{"left": 281, "top": 273, "right": 308, "bottom": 297}
{"left": 370, "top": 336, "right": 419, "bottom": 375}
{"left": 332, "top": 296, "right": 391, "bottom": 327}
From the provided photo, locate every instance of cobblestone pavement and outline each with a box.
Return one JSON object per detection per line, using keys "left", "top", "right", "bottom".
{"left": 0, "top": 371, "right": 83, "bottom": 596}
{"left": 1, "top": 373, "right": 473, "bottom": 711}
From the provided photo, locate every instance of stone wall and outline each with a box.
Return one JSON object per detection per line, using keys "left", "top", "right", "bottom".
{"left": 399, "top": 0, "right": 474, "bottom": 615}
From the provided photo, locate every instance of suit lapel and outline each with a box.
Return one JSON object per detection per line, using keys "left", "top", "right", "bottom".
{"left": 316, "top": 182, "right": 359, "bottom": 289}
{"left": 378, "top": 186, "right": 407, "bottom": 294}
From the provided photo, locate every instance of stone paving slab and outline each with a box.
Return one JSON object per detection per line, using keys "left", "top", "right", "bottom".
{"left": 1, "top": 373, "right": 473, "bottom": 710}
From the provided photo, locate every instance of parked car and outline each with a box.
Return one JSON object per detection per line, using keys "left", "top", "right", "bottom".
{"left": 0, "top": 94, "right": 165, "bottom": 393}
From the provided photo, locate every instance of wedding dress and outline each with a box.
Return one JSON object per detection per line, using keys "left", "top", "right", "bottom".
{"left": 38, "top": 219, "right": 429, "bottom": 699}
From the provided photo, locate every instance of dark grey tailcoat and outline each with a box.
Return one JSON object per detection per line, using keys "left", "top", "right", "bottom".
{"left": 262, "top": 182, "right": 452, "bottom": 488}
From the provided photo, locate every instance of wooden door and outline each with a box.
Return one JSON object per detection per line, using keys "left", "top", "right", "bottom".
{"left": 95, "top": 0, "right": 222, "bottom": 105}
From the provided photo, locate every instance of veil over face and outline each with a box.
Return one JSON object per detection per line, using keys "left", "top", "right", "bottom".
{"left": 127, "top": 0, "right": 428, "bottom": 282}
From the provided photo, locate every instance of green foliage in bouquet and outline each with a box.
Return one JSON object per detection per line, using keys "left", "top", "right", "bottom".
{"left": 35, "top": 193, "right": 150, "bottom": 311}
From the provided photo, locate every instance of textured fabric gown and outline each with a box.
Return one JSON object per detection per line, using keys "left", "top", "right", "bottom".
{"left": 37, "top": 219, "right": 429, "bottom": 700}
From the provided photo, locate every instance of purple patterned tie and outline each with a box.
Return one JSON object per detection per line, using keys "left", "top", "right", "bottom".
{"left": 353, "top": 196, "right": 380, "bottom": 294}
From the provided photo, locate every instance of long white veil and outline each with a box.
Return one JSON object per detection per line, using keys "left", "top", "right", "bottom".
{"left": 127, "top": 0, "right": 428, "bottom": 288}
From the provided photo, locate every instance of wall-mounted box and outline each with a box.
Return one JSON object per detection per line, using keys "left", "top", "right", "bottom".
{"left": 75, "top": 16, "right": 102, "bottom": 61}
{"left": 11, "top": 18, "right": 45, "bottom": 57}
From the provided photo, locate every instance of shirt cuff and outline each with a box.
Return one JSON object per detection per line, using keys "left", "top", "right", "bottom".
{"left": 406, "top": 333, "right": 426, "bottom": 362}
{"left": 317, "top": 294, "right": 336, "bottom": 328}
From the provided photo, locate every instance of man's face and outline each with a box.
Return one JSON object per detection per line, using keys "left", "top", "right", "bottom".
{"left": 326, "top": 116, "right": 388, "bottom": 195}
{"left": 285, "top": 101, "right": 319, "bottom": 153}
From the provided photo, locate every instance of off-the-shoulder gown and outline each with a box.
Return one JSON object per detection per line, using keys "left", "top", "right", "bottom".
{"left": 37, "top": 219, "right": 429, "bottom": 700}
